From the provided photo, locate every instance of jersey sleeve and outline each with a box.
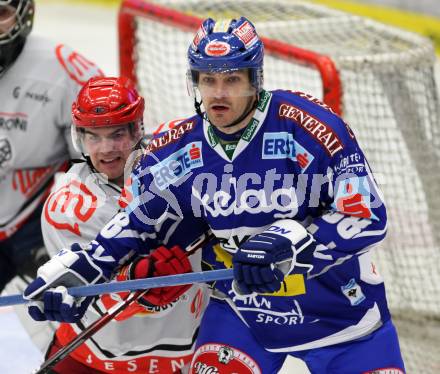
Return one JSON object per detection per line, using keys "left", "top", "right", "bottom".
{"left": 305, "top": 118, "right": 387, "bottom": 276}
{"left": 75, "top": 156, "right": 208, "bottom": 279}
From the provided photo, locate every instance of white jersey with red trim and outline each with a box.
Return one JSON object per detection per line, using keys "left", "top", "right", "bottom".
{"left": 42, "top": 160, "right": 209, "bottom": 374}
{"left": 0, "top": 35, "right": 103, "bottom": 239}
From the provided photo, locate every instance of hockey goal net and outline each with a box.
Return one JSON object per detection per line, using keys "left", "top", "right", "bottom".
{"left": 118, "top": 1, "right": 440, "bottom": 372}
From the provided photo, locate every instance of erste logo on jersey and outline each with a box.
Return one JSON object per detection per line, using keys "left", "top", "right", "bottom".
{"left": 151, "top": 142, "right": 203, "bottom": 190}
{"left": 44, "top": 179, "right": 98, "bottom": 235}
{"left": 279, "top": 103, "right": 344, "bottom": 156}
{"left": 262, "top": 132, "right": 314, "bottom": 171}
{"left": 55, "top": 44, "right": 104, "bottom": 85}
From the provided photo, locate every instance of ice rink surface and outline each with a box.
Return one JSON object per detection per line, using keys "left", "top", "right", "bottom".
{"left": 1, "top": 1, "right": 438, "bottom": 373}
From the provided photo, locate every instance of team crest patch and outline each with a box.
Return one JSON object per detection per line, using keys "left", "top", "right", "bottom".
{"left": 341, "top": 278, "right": 366, "bottom": 306}
{"left": 191, "top": 343, "right": 261, "bottom": 374}
{"left": 44, "top": 179, "right": 98, "bottom": 235}
{"left": 217, "top": 346, "right": 234, "bottom": 364}
{"left": 0, "top": 137, "right": 12, "bottom": 170}
{"left": 332, "top": 176, "right": 377, "bottom": 220}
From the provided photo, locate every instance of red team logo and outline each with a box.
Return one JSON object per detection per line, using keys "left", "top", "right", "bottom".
{"left": 44, "top": 180, "right": 98, "bottom": 235}
{"left": 189, "top": 143, "right": 201, "bottom": 160}
{"left": 335, "top": 182, "right": 372, "bottom": 219}
{"left": 296, "top": 152, "right": 310, "bottom": 169}
{"left": 55, "top": 44, "right": 104, "bottom": 85}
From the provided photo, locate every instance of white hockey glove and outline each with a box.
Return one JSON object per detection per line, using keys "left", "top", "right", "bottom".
{"left": 233, "top": 219, "right": 316, "bottom": 294}
{"left": 23, "top": 244, "right": 104, "bottom": 323}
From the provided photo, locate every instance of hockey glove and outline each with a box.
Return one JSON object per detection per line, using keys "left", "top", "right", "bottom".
{"left": 233, "top": 219, "right": 316, "bottom": 294}
{"left": 23, "top": 244, "right": 104, "bottom": 323}
{"left": 117, "top": 245, "right": 192, "bottom": 311}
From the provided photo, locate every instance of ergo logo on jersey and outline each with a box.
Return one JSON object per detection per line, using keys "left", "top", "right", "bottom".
{"left": 262, "top": 132, "right": 314, "bottom": 171}
{"left": 205, "top": 41, "right": 231, "bottom": 56}
{"left": 151, "top": 142, "right": 203, "bottom": 190}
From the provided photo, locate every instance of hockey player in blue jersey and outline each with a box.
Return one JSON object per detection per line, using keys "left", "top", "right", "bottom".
{"left": 24, "top": 17, "right": 405, "bottom": 373}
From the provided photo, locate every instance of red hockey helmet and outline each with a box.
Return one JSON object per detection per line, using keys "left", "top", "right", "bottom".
{"left": 71, "top": 76, "right": 144, "bottom": 153}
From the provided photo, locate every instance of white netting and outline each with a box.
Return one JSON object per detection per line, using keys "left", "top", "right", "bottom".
{"left": 119, "top": 1, "right": 440, "bottom": 372}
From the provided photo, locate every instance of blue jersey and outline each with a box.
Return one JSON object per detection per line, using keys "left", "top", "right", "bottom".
{"left": 85, "top": 90, "right": 390, "bottom": 351}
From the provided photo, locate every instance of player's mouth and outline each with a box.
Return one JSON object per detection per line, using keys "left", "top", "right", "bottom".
{"left": 100, "top": 157, "right": 122, "bottom": 165}
{"left": 209, "top": 103, "right": 230, "bottom": 113}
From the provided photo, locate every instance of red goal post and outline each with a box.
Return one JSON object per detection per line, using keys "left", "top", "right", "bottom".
{"left": 118, "top": 0, "right": 342, "bottom": 116}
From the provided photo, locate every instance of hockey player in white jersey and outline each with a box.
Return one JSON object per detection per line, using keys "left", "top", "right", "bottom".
{"left": 41, "top": 76, "right": 208, "bottom": 373}
{"left": 0, "top": 0, "right": 102, "bottom": 351}
{"left": 23, "top": 16, "right": 406, "bottom": 374}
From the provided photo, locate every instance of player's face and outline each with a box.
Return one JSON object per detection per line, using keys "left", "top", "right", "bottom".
{"left": 198, "top": 70, "right": 256, "bottom": 130}
{"left": 0, "top": 5, "right": 16, "bottom": 37}
{"left": 82, "top": 125, "right": 134, "bottom": 186}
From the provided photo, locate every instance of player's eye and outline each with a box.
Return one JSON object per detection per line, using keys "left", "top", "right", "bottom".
{"left": 201, "top": 76, "right": 215, "bottom": 85}
{"left": 227, "top": 76, "right": 240, "bottom": 84}
{"left": 110, "top": 131, "right": 126, "bottom": 140}
{"left": 85, "top": 133, "right": 100, "bottom": 142}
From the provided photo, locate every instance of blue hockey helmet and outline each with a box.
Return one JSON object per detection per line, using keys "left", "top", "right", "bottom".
{"left": 187, "top": 17, "right": 264, "bottom": 92}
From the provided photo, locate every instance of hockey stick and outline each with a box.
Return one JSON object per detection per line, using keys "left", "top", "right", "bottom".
{"left": 34, "top": 289, "right": 148, "bottom": 374}
{"left": 34, "top": 231, "right": 227, "bottom": 373}
{"left": 0, "top": 268, "right": 234, "bottom": 307}
{"left": 0, "top": 232, "right": 234, "bottom": 307}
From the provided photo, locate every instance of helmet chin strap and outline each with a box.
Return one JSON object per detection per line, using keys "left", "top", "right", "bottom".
{"left": 194, "top": 93, "right": 258, "bottom": 131}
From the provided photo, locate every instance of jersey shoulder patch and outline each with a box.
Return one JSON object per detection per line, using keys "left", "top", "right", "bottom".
{"left": 55, "top": 44, "right": 104, "bottom": 86}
